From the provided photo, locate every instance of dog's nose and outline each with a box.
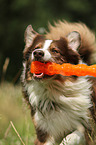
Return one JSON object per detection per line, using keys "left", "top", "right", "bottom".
{"left": 33, "top": 50, "right": 44, "bottom": 59}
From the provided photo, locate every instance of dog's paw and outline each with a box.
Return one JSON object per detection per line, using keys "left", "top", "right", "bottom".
{"left": 60, "top": 130, "right": 86, "bottom": 145}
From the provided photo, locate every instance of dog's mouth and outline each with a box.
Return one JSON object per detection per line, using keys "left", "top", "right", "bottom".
{"left": 32, "top": 61, "right": 50, "bottom": 79}
{"left": 33, "top": 73, "right": 44, "bottom": 79}
{"left": 31, "top": 61, "right": 57, "bottom": 79}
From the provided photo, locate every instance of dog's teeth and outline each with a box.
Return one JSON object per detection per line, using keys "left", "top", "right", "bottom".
{"left": 33, "top": 73, "right": 44, "bottom": 78}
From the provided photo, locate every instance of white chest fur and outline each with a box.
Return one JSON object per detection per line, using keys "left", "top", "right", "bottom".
{"left": 26, "top": 77, "right": 92, "bottom": 141}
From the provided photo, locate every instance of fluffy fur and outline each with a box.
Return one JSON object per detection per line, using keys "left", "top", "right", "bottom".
{"left": 21, "top": 20, "right": 96, "bottom": 145}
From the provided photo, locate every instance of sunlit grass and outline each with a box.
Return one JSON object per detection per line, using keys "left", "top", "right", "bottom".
{"left": 0, "top": 82, "right": 35, "bottom": 145}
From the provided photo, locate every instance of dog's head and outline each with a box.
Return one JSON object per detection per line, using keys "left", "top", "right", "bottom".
{"left": 23, "top": 25, "right": 81, "bottom": 80}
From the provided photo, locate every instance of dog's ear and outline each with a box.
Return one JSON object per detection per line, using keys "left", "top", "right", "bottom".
{"left": 24, "top": 25, "right": 38, "bottom": 49}
{"left": 67, "top": 31, "right": 81, "bottom": 51}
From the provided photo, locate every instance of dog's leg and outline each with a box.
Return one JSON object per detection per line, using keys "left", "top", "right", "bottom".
{"left": 60, "top": 130, "right": 86, "bottom": 145}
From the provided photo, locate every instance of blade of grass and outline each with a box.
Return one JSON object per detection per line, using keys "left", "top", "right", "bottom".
{"left": 10, "top": 121, "right": 25, "bottom": 145}
{"left": 4, "top": 123, "right": 11, "bottom": 139}
{"left": 1, "top": 57, "right": 10, "bottom": 83}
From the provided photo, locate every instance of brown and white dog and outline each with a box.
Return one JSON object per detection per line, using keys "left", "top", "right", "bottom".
{"left": 21, "top": 20, "right": 96, "bottom": 145}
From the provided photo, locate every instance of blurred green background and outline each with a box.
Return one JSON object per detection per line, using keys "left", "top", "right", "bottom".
{"left": 0, "top": 0, "right": 96, "bottom": 82}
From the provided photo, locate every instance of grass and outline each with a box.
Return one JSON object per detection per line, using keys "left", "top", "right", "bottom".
{"left": 0, "top": 82, "right": 35, "bottom": 145}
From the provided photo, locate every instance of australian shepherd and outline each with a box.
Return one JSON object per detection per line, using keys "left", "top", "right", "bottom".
{"left": 21, "top": 20, "right": 96, "bottom": 145}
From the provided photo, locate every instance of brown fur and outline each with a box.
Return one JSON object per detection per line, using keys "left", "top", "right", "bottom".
{"left": 34, "top": 139, "right": 44, "bottom": 145}
{"left": 50, "top": 37, "right": 80, "bottom": 64}
{"left": 35, "top": 128, "right": 49, "bottom": 143}
{"left": 23, "top": 35, "right": 45, "bottom": 60}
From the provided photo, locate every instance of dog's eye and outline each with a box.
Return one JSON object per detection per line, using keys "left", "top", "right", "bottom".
{"left": 34, "top": 43, "right": 42, "bottom": 50}
{"left": 35, "top": 46, "right": 40, "bottom": 50}
{"left": 52, "top": 48, "right": 59, "bottom": 53}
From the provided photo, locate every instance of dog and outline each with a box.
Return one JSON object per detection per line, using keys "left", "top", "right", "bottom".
{"left": 21, "top": 20, "right": 96, "bottom": 145}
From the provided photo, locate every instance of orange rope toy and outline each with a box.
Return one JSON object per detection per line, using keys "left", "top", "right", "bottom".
{"left": 30, "top": 61, "right": 96, "bottom": 77}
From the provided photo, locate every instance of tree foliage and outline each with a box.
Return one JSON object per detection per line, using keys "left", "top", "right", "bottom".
{"left": 0, "top": 0, "right": 96, "bottom": 82}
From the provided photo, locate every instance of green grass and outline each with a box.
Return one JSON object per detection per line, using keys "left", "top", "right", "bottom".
{"left": 0, "top": 82, "right": 35, "bottom": 145}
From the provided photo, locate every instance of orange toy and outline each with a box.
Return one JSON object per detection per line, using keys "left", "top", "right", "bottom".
{"left": 30, "top": 61, "right": 96, "bottom": 77}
